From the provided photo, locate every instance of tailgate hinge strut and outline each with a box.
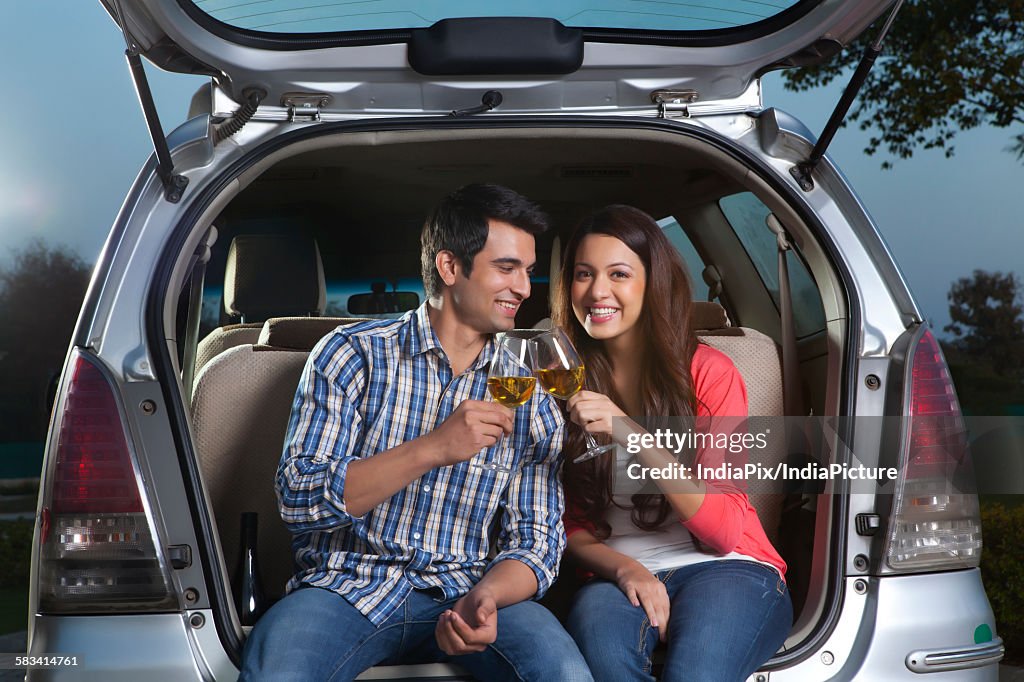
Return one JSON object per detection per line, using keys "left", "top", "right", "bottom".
{"left": 790, "top": 0, "right": 905, "bottom": 192}
{"left": 652, "top": 89, "right": 699, "bottom": 118}
{"left": 111, "top": 0, "right": 188, "bottom": 203}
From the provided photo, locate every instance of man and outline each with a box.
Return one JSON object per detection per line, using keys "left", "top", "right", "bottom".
{"left": 241, "top": 184, "right": 591, "bottom": 681}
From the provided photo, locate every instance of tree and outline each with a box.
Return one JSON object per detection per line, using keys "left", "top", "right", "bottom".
{"left": 944, "top": 270, "right": 1024, "bottom": 378}
{"left": 782, "top": 0, "right": 1024, "bottom": 167}
{"left": 0, "top": 240, "right": 92, "bottom": 441}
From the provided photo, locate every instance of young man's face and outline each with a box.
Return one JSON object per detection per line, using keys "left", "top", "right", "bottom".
{"left": 449, "top": 219, "right": 536, "bottom": 334}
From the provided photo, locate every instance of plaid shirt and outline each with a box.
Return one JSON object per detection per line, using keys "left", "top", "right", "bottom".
{"left": 276, "top": 304, "right": 566, "bottom": 625}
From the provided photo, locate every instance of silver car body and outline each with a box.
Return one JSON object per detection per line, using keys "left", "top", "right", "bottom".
{"left": 27, "top": 1, "right": 1002, "bottom": 679}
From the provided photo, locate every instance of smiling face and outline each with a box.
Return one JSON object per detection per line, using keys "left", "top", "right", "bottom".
{"left": 570, "top": 233, "right": 647, "bottom": 348}
{"left": 446, "top": 219, "right": 536, "bottom": 333}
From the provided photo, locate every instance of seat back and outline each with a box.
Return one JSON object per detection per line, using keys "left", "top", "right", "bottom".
{"left": 191, "top": 305, "right": 785, "bottom": 596}
{"left": 191, "top": 317, "right": 365, "bottom": 598}
{"left": 195, "top": 234, "right": 327, "bottom": 382}
{"left": 694, "top": 302, "right": 785, "bottom": 545}
{"left": 195, "top": 323, "right": 263, "bottom": 375}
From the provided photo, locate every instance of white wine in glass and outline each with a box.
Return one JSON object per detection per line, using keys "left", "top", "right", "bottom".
{"left": 534, "top": 328, "right": 616, "bottom": 463}
{"left": 474, "top": 334, "right": 537, "bottom": 473}
{"left": 487, "top": 376, "right": 537, "bottom": 407}
{"left": 535, "top": 366, "right": 585, "bottom": 400}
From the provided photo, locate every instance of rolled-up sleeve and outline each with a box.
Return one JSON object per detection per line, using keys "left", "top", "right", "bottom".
{"left": 490, "top": 396, "right": 566, "bottom": 598}
{"left": 275, "top": 331, "right": 367, "bottom": 533}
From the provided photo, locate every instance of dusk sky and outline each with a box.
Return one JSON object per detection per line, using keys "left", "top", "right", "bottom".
{"left": 1, "top": 1, "right": 1022, "bottom": 335}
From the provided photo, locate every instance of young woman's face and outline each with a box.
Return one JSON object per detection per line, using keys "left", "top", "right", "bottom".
{"left": 570, "top": 234, "right": 647, "bottom": 346}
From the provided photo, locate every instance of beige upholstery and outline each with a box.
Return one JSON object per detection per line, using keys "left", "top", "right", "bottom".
{"left": 195, "top": 323, "right": 263, "bottom": 376}
{"left": 258, "top": 316, "right": 366, "bottom": 349}
{"left": 192, "top": 344, "right": 311, "bottom": 598}
{"left": 191, "top": 317, "right": 369, "bottom": 599}
{"left": 191, "top": 305, "right": 785, "bottom": 600}
{"left": 193, "top": 234, "right": 327, "bottom": 383}
{"left": 699, "top": 327, "right": 785, "bottom": 546}
{"left": 223, "top": 235, "right": 326, "bottom": 321}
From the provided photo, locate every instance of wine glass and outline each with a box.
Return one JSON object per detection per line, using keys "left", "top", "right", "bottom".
{"left": 474, "top": 333, "right": 538, "bottom": 473}
{"left": 533, "top": 327, "right": 616, "bottom": 463}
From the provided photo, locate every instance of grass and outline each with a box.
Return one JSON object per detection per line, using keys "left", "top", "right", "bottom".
{"left": 0, "top": 496, "right": 36, "bottom": 515}
{"left": 0, "top": 587, "right": 28, "bottom": 635}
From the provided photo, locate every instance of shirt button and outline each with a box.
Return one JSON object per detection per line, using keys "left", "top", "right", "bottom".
{"left": 413, "top": 533, "right": 421, "bottom": 540}
{"left": 423, "top": 485, "right": 431, "bottom": 492}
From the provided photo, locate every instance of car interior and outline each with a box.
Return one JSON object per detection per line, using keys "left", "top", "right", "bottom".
{"left": 169, "top": 125, "right": 848, "bottom": 653}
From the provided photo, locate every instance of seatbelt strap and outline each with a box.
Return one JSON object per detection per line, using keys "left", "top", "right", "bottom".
{"left": 766, "top": 214, "right": 805, "bottom": 417}
{"left": 182, "top": 226, "right": 217, "bottom": 402}
{"left": 702, "top": 265, "right": 724, "bottom": 303}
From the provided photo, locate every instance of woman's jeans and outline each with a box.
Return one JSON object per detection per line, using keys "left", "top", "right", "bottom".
{"left": 240, "top": 586, "right": 593, "bottom": 682}
{"left": 567, "top": 560, "right": 792, "bottom": 682}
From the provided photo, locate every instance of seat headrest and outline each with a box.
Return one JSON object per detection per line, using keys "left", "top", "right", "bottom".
{"left": 223, "top": 235, "right": 326, "bottom": 322}
{"left": 258, "top": 305, "right": 726, "bottom": 351}
{"left": 692, "top": 301, "right": 729, "bottom": 330}
{"left": 259, "top": 317, "right": 370, "bottom": 351}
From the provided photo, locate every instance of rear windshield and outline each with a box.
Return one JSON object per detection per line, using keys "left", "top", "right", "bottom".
{"left": 190, "top": 0, "right": 813, "bottom": 34}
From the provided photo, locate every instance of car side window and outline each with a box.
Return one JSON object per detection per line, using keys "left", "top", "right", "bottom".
{"left": 719, "top": 192, "right": 826, "bottom": 337}
{"left": 656, "top": 216, "right": 710, "bottom": 301}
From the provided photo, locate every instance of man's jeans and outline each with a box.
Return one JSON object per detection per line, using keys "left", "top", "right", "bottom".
{"left": 240, "top": 586, "right": 594, "bottom": 681}
{"left": 566, "top": 560, "right": 792, "bottom": 682}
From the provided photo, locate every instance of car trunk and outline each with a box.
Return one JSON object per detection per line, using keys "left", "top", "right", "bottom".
{"left": 168, "top": 120, "right": 847, "bottom": 670}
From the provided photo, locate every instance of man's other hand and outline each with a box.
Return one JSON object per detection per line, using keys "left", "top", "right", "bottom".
{"left": 434, "top": 587, "right": 498, "bottom": 655}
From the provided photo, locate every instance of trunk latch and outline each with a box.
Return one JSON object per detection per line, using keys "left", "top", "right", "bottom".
{"left": 283, "top": 93, "right": 331, "bottom": 122}
{"left": 652, "top": 90, "right": 699, "bottom": 118}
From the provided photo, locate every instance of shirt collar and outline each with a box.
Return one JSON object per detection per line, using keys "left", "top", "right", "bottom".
{"left": 405, "top": 302, "right": 497, "bottom": 372}
{"left": 405, "top": 302, "right": 441, "bottom": 357}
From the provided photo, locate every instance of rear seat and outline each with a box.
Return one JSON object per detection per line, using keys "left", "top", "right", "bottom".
{"left": 190, "top": 302, "right": 784, "bottom": 674}
{"left": 693, "top": 303, "right": 785, "bottom": 545}
{"left": 195, "top": 234, "right": 327, "bottom": 380}
{"left": 192, "top": 316, "right": 361, "bottom": 602}
{"left": 192, "top": 315, "right": 476, "bottom": 680}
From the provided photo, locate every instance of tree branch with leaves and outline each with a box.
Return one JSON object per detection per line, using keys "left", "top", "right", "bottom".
{"left": 944, "top": 270, "right": 1024, "bottom": 379}
{"left": 783, "top": 0, "right": 1024, "bottom": 168}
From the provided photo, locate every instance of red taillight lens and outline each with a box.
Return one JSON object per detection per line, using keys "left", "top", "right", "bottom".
{"left": 37, "top": 351, "right": 175, "bottom": 612}
{"left": 53, "top": 358, "right": 142, "bottom": 514}
{"left": 906, "top": 333, "right": 969, "bottom": 478}
{"left": 885, "top": 330, "right": 982, "bottom": 571}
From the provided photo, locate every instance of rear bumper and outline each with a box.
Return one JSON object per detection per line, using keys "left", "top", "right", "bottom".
{"left": 905, "top": 640, "right": 1005, "bottom": 674}
{"left": 27, "top": 613, "right": 206, "bottom": 681}
{"left": 25, "top": 612, "right": 472, "bottom": 681}
{"left": 27, "top": 569, "right": 1001, "bottom": 681}
{"left": 771, "top": 568, "right": 1002, "bottom": 680}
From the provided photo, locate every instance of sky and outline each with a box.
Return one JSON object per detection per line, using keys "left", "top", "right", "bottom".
{"left": 0, "top": 2, "right": 1022, "bottom": 335}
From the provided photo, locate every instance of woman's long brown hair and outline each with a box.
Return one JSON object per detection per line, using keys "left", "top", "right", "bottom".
{"left": 552, "top": 205, "right": 700, "bottom": 539}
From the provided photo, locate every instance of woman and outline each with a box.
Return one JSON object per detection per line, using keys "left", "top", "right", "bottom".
{"left": 552, "top": 205, "right": 791, "bottom": 682}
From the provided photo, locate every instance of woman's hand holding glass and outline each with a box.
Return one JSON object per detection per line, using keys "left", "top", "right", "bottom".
{"left": 533, "top": 327, "right": 617, "bottom": 463}
{"left": 565, "top": 391, "right": 627, "bottom": 438}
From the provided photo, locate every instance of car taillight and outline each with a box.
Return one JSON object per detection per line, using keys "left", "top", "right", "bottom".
{"left": 37, "top": 350, "right": 176, "bottom": 612}
{"left": 884, "top": 329, "right": 982, "bottom": 571}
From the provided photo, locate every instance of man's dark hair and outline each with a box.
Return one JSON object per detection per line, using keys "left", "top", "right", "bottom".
{"left": 420, "top": 183, "right": 549, "bottom": 298}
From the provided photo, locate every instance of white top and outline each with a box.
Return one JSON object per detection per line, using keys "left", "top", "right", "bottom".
{"left": 603, "top": 446, "right": 779, "bottom": 576}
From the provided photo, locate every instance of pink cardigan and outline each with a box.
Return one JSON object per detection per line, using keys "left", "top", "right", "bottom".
{"left": 564, "top": 344, "right": 787, "bottom": 579}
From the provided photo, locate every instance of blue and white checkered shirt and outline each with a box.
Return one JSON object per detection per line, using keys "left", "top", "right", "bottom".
{"left": 276, "top": 304, "right": 566, "bottom": 625}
